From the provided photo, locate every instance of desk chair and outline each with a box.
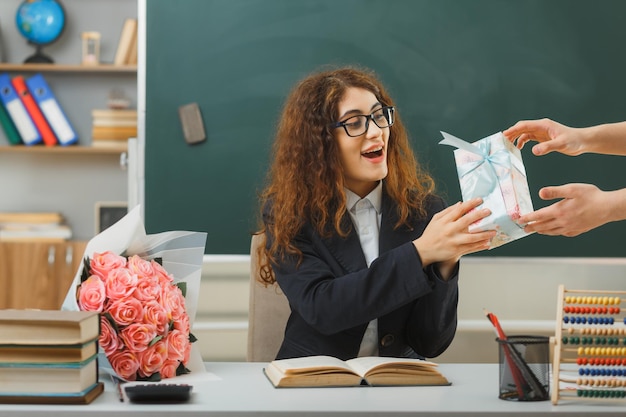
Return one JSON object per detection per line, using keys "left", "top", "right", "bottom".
{"left": 246, "top": 234, "right": 290, "bottom": 362}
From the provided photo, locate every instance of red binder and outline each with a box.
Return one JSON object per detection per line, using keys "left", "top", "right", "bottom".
{"left": 11, "top": 75, "right": 58, "bottom": 146}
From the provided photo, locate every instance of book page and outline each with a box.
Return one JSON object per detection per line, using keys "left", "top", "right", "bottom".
{"left": 345, "top": 356, "right": 438, "bottom": 377}
{"left": 346, "top": 357, "right": 449, "bottom": 386}
{"left": 271, "top": 355, "right": 356, "bottom": 376}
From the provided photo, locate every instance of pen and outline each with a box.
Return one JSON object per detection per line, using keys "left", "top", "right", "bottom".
{"left": 117, "top": 380, "right": 124, "bottom": 402}
{"left": 111, "top": 375, "right": 125, "bottom": 402}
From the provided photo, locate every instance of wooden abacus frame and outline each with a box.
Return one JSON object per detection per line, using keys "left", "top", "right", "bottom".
{"left": 552, "top": 285, "right": 626, "bottom": 405}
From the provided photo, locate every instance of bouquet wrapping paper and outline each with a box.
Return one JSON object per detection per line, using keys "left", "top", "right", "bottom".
{"left": 440, "top": 131, "right": 534, "bottom": 249}
{"left": 62, "top": 205, "right": 207, "bottom": 381}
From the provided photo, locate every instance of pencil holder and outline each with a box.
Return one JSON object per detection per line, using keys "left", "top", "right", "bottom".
{"left": 497, "top": 335, "right": 550, "bottom": 401}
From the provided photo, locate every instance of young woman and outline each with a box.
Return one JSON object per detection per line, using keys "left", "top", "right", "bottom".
{"left": 256, "top": 66, "right": 495, "bottom": 360}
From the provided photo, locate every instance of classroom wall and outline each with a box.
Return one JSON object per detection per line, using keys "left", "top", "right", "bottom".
{"left": 194, "top": 256, "right": 626, "bottom": 363}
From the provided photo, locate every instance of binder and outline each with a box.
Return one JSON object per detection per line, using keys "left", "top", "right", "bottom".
{"left": 0, "top": 73, "right": 41, "bottom": 146}
{"left": 12, "top": 75, "right": 57, "bottom": 146}
{"left": 26, "top": 74, "right": 77, "bottom": 146}
{"left": 0, "top": 99, "right": 22, "bottom": 145}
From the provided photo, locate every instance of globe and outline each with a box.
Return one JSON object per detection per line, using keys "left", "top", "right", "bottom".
{"left": 15, "top": 0, "right": 66, "bottom": 63}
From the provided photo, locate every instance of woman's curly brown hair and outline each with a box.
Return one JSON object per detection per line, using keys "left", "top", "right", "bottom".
{"left": 255, "top": 66, "right": 435, "bottom": 285}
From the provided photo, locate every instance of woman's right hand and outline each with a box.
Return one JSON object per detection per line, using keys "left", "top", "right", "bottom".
{"left": 413, "top": 197, "right": 495, "bottom": 269}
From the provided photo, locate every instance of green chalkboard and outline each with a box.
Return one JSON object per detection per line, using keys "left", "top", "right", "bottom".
{"left": 145, "top": 0, "right": 626, "bottom": 256}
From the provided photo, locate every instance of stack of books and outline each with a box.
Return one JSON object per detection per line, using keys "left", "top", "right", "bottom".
{"left": 0, "top": 309, "right": 103, "bottom": 404}
{"left": 0, "top": 212, "right": 72, "bottom": 242}
{"left": 0, "top": 73, "right": 78, "bottom": 147}
{"left": 91, "top": 109, "right": 137, "bottom": 147}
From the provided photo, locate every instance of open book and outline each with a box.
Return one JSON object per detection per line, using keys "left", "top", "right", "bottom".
{"left": 264, "top": 355, "right": 450, "bottom": 388}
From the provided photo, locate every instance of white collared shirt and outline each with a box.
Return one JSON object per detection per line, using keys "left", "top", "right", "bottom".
{"left": 345, "top": 182, "right": 382, "bottom": 357}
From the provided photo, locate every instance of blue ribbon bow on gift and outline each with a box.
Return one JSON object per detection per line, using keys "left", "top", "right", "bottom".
{"left": 439, "top": 131, "right": 511, "bottom": 199}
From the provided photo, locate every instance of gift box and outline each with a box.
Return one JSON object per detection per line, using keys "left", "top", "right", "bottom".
{"left": 439, "top": 131, "right": 534, "bottom": 249}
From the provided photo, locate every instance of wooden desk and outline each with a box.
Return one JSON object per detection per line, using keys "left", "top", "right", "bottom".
{"left": 1, "top": 362, "right": 625, "bottom": 416}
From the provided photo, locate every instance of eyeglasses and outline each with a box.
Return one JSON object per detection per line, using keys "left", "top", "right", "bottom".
{"left": 332, "top": 106, "right": 395, "bottom": 137}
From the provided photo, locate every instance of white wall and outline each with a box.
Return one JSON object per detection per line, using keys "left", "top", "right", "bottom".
{"left": 194, "top": 256, "right": 250, "bottom": 361}
{"left": 193, "top": 255, "right": 626, "bottom": 363}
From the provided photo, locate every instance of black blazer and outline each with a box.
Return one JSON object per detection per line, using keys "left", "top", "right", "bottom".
{"left": 265, "top": 190, "right": 459, "bottom": 361}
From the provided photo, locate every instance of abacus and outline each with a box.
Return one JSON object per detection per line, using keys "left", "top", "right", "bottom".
{"left": 552, "top": 285, "right": 626, "bottom": 405}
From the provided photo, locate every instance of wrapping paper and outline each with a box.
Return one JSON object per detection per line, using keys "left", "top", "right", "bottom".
{"left": 440, "top": 131, "right": 534, "bottom": 249}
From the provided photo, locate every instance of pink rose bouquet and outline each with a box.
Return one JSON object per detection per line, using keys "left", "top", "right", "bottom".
{"left": 77, "top": 251, "right": 196, "bottom": 381}
{"left": 62, "top": 206, "right": 207, "bottom": 382}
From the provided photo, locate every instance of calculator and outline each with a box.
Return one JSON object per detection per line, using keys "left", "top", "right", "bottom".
{"left": 124, "top": 383, "right": 192, "bottom": 403}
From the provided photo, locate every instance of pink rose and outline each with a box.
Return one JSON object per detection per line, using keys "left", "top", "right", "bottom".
{"left": 166, "top": 329, "right": 189, "bottom": 363}
{"left": 120, "top": 322, "right": 158, "bottom": 353}
{"left": 152, "top": 261, "right": 174, "bottom": 284}
{"left": 108, "top": 349, "right": 140, "bottom": 381}
{"left": 133, "top": 276, "right": 161, "bottom": 301}
{"left": 137, "top": 340, "right": 168, "bottom": 379}
{"left": 163, "top": 286, "right": 186, "bottom": 321}
{"left": 143, "top": 300, "right": 170, "bottom": 335}
{"left": 105, "top": 268, "right": 138, "bottom": 301}
{"left": 172, "top": 312, "right": 190, "bottom": 335}
{"left": 90, "top": 251, "right": 127, "bottom": 281}
{"left": 100, "top": 316, "right": 122, "bottom": 356}
{"left": 78, "top": 275, "right": 106, "bottom": 312}
{"left": 107, "top": 297, "right": 144, "bottom": 326}
{"left": 133, "top": 275, "right": 160, "bottom": 302}
{"left": 160, "top": 359, "right": 180, "bottom": 379}
{"left": 127, "top": 255, "right": 155, "bottom": 279}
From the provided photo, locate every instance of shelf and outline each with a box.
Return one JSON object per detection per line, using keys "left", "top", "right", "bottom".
{"left": 0, "top": 1, "right": 135, "bottom": 243}
{"left": 0, "top": 145, "right": 127, "bottom": 155}
{"left": 0, "top": 63, "right": 136, "bottom": 73}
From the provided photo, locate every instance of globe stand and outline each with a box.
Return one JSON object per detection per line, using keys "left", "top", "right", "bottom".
{"left": 24, "top": 43, "right": 54, "bottom": 64}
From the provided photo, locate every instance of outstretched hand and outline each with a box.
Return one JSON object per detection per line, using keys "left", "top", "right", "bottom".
{"left": 414, "top": 198, "right": 496, "bottom": 278}
{"left": 519, "top": 183, "right": 611, "bottom": 237}
{"left": 503, "top": 118, "right": 587, "bottom": 156}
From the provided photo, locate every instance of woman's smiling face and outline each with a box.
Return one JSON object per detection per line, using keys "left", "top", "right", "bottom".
{"left": 335, "top": 87, "right": 390, "bottom": 198}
